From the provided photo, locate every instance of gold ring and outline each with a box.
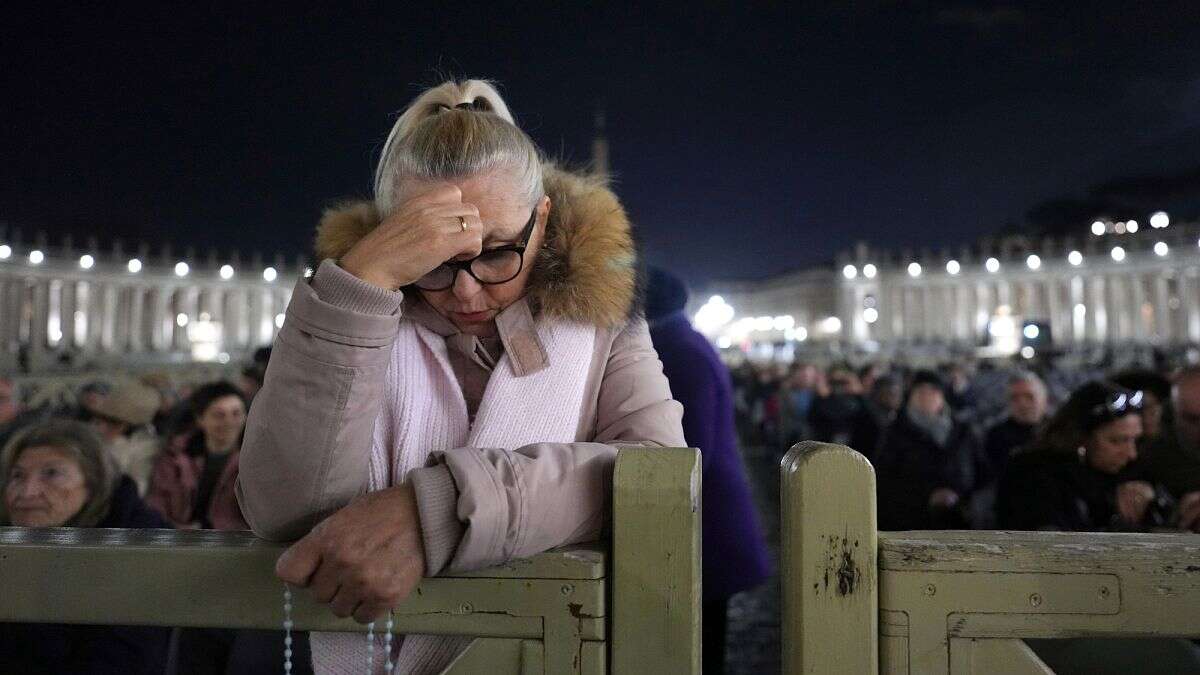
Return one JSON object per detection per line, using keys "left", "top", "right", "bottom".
{"left": 458, "top": 216, "right": 468, "bottom": 232}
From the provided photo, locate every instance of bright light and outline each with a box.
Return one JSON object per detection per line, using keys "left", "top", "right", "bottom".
{"left": 693, "top": 296, "right": 736, "bottom": 334}
{"left": 219, "top": 264, "right": 235, "bottom": 280}
{"left": 1026, "top": 254, "right": 1041, "bottom": 270}
{"left": 176, "top": 313, "right": 189, "bottom": 327}
{"left": 1023, "top": 324, "right": 1040, "bottom": 340}
{"left": 1091, "top": 221, "right": 1106, "bottom": 236}
{"left": 29, "top": 250, "right": 44, "bottom": 265}
{"left": 717, "top": 336, "right": 732, "bottom": 348}
{"left": 218, "top": 352, "right": 231, "bottom": 364}
{"left": 175, "top": 261, "right": 189, "bottom": 277}
{"left": 275, "top": 313, "right": 286, "bottom": 329}
{"left": 127, "top": 258, "right": 142, "bottom": 273}
{"left": 1110, "top": 246, "right": 1126, "bottom": 262}
{"left": 772, "top": 315, "right": 794, "bottom": 331}
{"left": 0, "top": 245, "right": 10, "bottom": 259}
{"left": 985, "top": 257, "right": 1000, "bottom": 273}
{"left": 79, "top": 254, "right": 94, "bottom": 270}
{"left": 794, "top": 326, "right": 809, "bottom": 342}
{"left": 863, "top": 307, "right": 879, "bottom": 323}
{"left": 1020, "top": 346, "right": 1035, "bottom": 359}
{"left": 1068, "top": 250, "right": 1083, "bottom": 266}
{"left": 907, "top": 262, "right": 922, "bottom": 277}
{"left": 263, "top": 267, "right": 278, "bottom": 282}
{"left": 819, "top": 316, "right": 842, "bottom": 334}
{"left": 862, "top": 264, "right": 877, "bottom": 279}
{"left": 842, "top": 264, "right": 858, "bottom": 280}
{"left": 1115, "top": 221, "right": 1127, "bottom": 234}
{"left": 1155, "top": 241, "right": 1169, "bottom": 257}
{"left": 1150, "top": 211, "right": 1170, "bottom": 229}
{"left": 1127, "top": 220, "right": 1139, "bottom": 233}
{"left": 754, "top": 316, "right": 774, "bottom": 331}
{"left": 1074, "top": 303, "right": 1087, "bottom": 316}
{"left": 946, "top": 260, "right": 960, "bottom": 275}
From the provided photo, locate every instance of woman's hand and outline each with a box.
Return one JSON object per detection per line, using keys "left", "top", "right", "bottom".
{"left": 1115, "top": 480, "right": 1156, "bottom": 526}
{"left": 275, "top": 484, "right": 427, "bottom": 623}
{"left": 340, "top": 185, "right": 484, "bottom": 290}
{"left": 1178, "top": 491, "right": 1200, "bottom": 532}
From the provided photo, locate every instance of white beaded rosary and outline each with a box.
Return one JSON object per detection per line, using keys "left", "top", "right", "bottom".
{"left": 284, "top": 584, "right": 396, "bottom": 673}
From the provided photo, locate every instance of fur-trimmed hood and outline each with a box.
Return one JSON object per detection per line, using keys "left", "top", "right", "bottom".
{"left": 314, "top": 165, "right": 638, "bottom": 328}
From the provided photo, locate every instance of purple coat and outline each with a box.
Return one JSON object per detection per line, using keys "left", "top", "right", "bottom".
{"left": 649, "top": 310, "right": 772, "bottom": 600}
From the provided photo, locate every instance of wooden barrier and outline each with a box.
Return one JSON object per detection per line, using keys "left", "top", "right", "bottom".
{"left": 782, "top": 441, "right": 1200, "bottom": 674}
{"left": 0, "top": 447, "right": 701, "bottom": 674}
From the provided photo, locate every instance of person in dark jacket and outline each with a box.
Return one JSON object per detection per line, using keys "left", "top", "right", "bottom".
{"left": 644, "top": 267, "right": 771, "bottom": 675}
{"left": 848, "top": 373, "right": 902, "bottom": 461}
{"left": 994, "top": 381, "right": 1183, "bottom": 532}
{"left": 808, "top": 366, "right": 865, "bottom": 446}
{"left": 995, "top": 381, "right": 1200, "bottom": 673}
{"left": 875, "top": 370, "right": 979, "bottom": 530}
{"left": 0, "top": 419, "right": 171, "bottom": 675}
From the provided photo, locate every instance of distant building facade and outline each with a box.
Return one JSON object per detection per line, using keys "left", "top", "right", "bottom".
{"left": 700, "top": 215, "right": 1200, "bottom": 358}
{"left": 0, "top": 228, "right": 303, "bottom": 372}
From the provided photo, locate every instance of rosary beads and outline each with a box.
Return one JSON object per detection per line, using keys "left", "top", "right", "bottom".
{"left": 284, "top": 584, "right": 396, "bottom": 673}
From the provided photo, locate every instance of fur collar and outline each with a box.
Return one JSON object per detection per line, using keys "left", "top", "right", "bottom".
{"left": 314, "top": 165, "right": 638, "bottom": 328}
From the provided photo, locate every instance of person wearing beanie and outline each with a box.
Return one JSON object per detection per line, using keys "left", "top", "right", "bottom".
{"left": 644, "top": 266, "right": 771, "bottom": 675}
{"left": 84, "top": 381, "right": 162, "bottom": 495}
{"left": 874, "top": 369, "right": 981, "bottom": 530}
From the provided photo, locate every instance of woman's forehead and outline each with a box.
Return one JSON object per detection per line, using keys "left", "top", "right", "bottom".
{"left": 15, "top": 445, "right": 76, "bottom": 467}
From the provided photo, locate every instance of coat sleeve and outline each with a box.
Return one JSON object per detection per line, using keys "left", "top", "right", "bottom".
{"left": 412, "top": 317, "right": 686, "bottom": 574}
{"left": 236, "top": 260, "right": 403, "bottom": 541}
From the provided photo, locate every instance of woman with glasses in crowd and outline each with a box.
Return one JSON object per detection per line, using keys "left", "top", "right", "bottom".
{"left": 997, "top": 381, "right": 1200, "bottom": 674}
{"left": 996, "top": 381, "right": 1182, "bottom": 532}
{"left": 238, "top": 79, "right": 684, "bottom": 673}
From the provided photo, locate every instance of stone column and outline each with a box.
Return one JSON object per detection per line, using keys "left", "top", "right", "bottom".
{"left": 1154, "top": 274, "right": 1171, "bottom": 343}
{"left": 1090, "top": 275, "right": 1107, "bottom": 343}
{"left": 1130, "top": 273, "right": 1148, "bottom": 341}
{"left": 30, "top": 278, "right": 50, "bottom": 357}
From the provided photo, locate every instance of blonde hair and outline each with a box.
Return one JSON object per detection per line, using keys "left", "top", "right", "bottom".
{"left": 374, "top": 79, "right": 545, "bottom": 215}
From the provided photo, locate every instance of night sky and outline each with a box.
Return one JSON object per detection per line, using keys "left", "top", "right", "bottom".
{"left": 3, "top": 3, "right": 1199, "bottom": 287}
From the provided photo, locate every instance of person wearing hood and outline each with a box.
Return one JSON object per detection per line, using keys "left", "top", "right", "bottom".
{"left": 874, "top": 370, "right": 980, "bottom": 530}
{"left": 238, "top": 79, "right": 685, "bottom": 673}
{"left": 83, "top": 381, "right": 162, "bottom": 495}
{"left": 643, "top": 267, "right": 771, "bottom": 674}
{"left": 0, "top": 419, "right": 171, "bottom": 674}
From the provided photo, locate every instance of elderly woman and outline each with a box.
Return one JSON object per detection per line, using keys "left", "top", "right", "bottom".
{"left": 0, "top": 420, "right": 170, "bottom": 674}
{"left": 238, "top": 80, "right": 684, "bottom": 672}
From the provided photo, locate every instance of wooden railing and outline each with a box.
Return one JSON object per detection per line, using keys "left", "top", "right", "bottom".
{"left": 782, "top": 441, "right": 1200, "bottom": 674}
{"left": 0, "top": 447, "right": 701, "bottom": 674}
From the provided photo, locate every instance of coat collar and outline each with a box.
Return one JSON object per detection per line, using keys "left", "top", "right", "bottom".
{"left": 406, "top": 296, "right": 549, "bottom": 376}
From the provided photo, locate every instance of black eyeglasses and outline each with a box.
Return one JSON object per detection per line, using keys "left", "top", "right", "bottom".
{"left": 413, "top": 209, "right": 538, "bottom": 291}
{"left": 1089, "top": 390, "right": 1144, "bottom": 419}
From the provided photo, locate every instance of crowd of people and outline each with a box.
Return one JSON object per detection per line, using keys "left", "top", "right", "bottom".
{"left": 732, "top": 357, "right": 1200, "bottom": 535}
{"left": 0, "top": 348, "right": 304, "bottom": 674}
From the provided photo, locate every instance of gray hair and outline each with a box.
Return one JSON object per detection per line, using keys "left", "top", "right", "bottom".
{"left": 374, "top": 79, "right": 545, "bottom": 216}
{"left": 1009, "top": 369, "right": 1047, "bottom": 397}
{"left": 0, "top": 419, "right": 118, "bottom": 527}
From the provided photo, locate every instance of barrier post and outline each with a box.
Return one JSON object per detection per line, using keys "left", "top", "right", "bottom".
{"left": 781, "top": 441, "right": 879, "bottom": 674}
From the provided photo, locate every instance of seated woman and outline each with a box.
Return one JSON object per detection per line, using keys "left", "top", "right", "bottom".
{"left": 0, "top": 419, "right": 171, "bottom": 674}
{"left": 237, "top": 79, "right": 685, "bottom": 673}
{"left": 996, "top": 380, "right": 1179, "bottom": 531}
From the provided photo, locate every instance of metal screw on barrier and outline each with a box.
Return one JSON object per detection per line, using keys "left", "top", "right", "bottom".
{"left": 459, "top": 602, "right": 473, "bottom": 614}
{"left": 1099, "top": 586, "right": 1110, "bottom": 598}
{"left": 923, "top": 584, "right": 936, "bottom": 597}
{"left": 561, "top": 584, "right": 574, "bottom": 596}
{"left": 1029, "top": 593, "right": 1043, "bottom": 607}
